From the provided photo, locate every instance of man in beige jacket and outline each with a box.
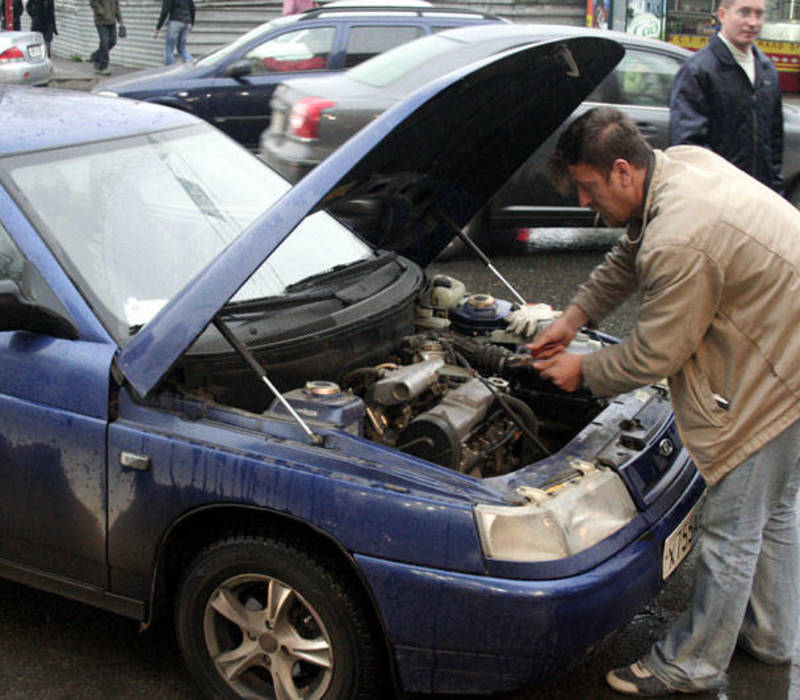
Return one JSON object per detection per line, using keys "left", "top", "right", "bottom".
{"left": 529, "top": 106, "right": 800, "bottom": 696}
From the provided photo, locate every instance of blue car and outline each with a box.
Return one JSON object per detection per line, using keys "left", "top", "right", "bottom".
{"left": 0, "top": 34, "right": 703, "bottom": 698}
{"left": 91, "top": 4, "right": 503, "bottom": 150}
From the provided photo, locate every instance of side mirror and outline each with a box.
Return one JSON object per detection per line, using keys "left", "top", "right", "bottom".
{"left": 0, "top": 279, "right": 78, "bottom": 340}
{"left": 222, "top": 59, "right": 253, "bottom": 79}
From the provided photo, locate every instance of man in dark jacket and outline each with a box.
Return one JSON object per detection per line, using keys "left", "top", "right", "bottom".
{"left": 27, "top": 0, "right": 57, "bottom": 57}
{"left": 89, "top": 0, "right": 124, "bottom": 75}
{"left": 669, "top": 0, "right": 783, "bottom": 193}
{"left": 153, "top": 0, "right": 195, "bottom": 65}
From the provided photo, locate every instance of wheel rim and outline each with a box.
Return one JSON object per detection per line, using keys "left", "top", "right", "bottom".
{"left": 203, "top": 573, "right": 334, "bottom": 699}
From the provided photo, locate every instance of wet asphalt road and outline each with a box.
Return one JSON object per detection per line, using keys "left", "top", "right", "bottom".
{"left": 2, "top": 240, "right": 797, "bottom": 698}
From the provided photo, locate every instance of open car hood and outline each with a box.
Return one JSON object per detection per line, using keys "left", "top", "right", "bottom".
{"left": 118, "top": 35, "right": 623, "bottom": 398}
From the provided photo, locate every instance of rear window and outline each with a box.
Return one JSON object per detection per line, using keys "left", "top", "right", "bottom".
{"left": 344, "top": 25, "right": 425, "bottom": 68}
{"left": 347, "top": 33, "right": 457, "bottom": 87}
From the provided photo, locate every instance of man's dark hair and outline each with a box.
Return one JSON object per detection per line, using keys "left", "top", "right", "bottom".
{"left": 548, "top": 106, "right": 652, "bottom": 195}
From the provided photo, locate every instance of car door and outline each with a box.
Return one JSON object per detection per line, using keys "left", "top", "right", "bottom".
{"left": 604, "top": 47, "right": 680, "bottom": 149}
{"left": 0, "top": 216, "right": 113, "bottom": 589}
{"left": 488, "top": 44, "right": 684, "bottom": 230}
{"left": 208, "top": 24, "right": 339, "bottom": 149}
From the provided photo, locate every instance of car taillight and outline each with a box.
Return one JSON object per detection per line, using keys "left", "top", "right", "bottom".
{"left": 288, "top": 97, "right": 336, "bottom": 141}
{"left": 0, "top": 46, "right": 24, "bottom": 63}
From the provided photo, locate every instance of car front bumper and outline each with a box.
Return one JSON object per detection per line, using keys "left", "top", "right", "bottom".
{"left": 356, "top": 466, "right": 706, "bottom": 695}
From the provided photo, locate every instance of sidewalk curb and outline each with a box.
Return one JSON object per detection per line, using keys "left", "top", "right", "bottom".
{"left": 49, "top": 57, "right": 133, "bottom": 91}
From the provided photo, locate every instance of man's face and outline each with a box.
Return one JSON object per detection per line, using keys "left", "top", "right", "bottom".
{"left": 567, "top": 162, "right": 637, "bottom": 228}
{"left": 718, "top": 0, "right": 765, "bottom": 52}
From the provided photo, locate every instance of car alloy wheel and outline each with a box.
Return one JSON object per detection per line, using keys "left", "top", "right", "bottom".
{"left": 203, "top": 572, "right": 333, "bottom": 698}
{"left": 176, "top": 535, "right": 381, "bottom": 699}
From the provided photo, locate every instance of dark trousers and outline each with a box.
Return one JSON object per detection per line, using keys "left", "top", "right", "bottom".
{"left": 91, "top": 24, "right": 117, "bottom": 70}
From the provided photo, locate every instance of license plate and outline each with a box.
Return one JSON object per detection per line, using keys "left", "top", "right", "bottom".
{"left": 271, "top": 111, "right": 285, "bottom": 134}
{"left": 28, "top": 44, "right": 44, "bottom": 59}
{"left": 662, "top": 496, "right": 703, "bottom": 579}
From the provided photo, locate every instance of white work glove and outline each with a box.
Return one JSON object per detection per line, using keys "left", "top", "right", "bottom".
{"left": 504, "top": 303, "right": 557, "bottom": 338}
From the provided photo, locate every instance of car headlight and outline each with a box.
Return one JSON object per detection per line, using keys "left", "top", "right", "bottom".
{"left": 95, "top": 90, "right": 119, "bottom": 97}
{"left": 474, "top": 465, "right": 637, "bottom": 562}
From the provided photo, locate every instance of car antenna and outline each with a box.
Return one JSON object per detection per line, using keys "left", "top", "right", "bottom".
{"left": 212, "top": 315, "right": 324, "bottom": 446}
{"left": 437, "top": 208, "right": 527, "bottom": 305}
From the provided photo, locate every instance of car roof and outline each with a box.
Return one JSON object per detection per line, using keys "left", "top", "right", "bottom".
{"left": 435, "top": 22, "right": 689, "bottom": 53}
{"left": 322, "top": 0, "right": 433, "bottom": 6}
{"left": 295, "top": 4, "right": 503, "bottom": 20}
{"left": 0, "top": 87, "right": 198, "bottom": 155}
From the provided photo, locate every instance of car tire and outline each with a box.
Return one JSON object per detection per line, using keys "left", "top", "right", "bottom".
{"left": 175, "top": 535, "right": 382, "bottom": 699}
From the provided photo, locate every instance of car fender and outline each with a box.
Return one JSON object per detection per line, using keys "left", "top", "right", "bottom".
{"left": 145, "top": 95, "right": 195, "bottom": 115}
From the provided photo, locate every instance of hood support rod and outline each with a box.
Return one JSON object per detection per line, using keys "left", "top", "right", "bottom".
{"left": 212, "top": 315, "right": 324, "bottom": 446}
{"left": 438, "top": 208, "right": 527, "bottom": 306}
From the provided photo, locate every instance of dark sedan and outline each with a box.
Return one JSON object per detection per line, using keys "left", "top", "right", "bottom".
{"left": 261, "top": 23, "right": 800, "bottom": 238}
{"left": 91, "top": 4, "right": 502, "bottom": 150}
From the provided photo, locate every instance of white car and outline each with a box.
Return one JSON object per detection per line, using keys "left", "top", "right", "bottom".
{"left": 0, "top": 31, "right": 52, "bottom": 85}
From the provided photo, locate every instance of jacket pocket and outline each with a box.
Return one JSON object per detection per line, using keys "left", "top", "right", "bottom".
{"left": 670, "top": 361, "right": 728, "bottom": 430}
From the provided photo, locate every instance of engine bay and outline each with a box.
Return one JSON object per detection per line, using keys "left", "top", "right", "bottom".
{"left": 260, "top": 275, "right": 611, "bottom": 479}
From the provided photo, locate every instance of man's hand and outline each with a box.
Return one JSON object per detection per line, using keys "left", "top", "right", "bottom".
{"left": 533, "top": 353, "right": 584, "bottom": 392}
{"left": 527, "top": 304, "right": 588, "bottom": 359}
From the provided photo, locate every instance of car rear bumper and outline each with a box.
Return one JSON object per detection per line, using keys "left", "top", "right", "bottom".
{"left": 355, "top": 467, "right": 706, "bottom": 695}
{"left": 0, "top": 59, "right": 52, "bottom": 86}
{"left": 259, "top": 137, "right": 319, "bottom": 183}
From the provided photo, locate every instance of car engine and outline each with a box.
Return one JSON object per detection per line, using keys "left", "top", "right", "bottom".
{"left": 264, "top": 276, "right": 610, "bottom": 479}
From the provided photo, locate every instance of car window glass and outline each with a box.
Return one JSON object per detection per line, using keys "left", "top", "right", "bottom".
{"left": 196, "top": 16, "right": 294, "bottom": 68}
{"left": 343, "top": 25, "right": 425, "bottom": 68}
{"left": 245, "top": 26, "right": 335, "bottom": 74}
{"left": 348, "top": 33, "right": 456, "bottom": 87}
{"left": 0, "top": 223, "right": 24, "bottom": 285}
{"left": 589, "top": 49, "right": 681, "bottom": 107}
{"left": 1, "top": 125, "right": 371, "bottom": 341}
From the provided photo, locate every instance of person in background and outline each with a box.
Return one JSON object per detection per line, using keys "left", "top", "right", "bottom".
{"left": 282, "top": 0, "right": 315, "bottom": 16}
{"left": 154, "top": 0, "right": 195, "bottom": 66}
{"left": 27, "top": 0, "right": 57, "bottom": 57}
{"left": 1, "top": 0, "right": 23, "bottom": 30}
{"left": 89, "top": 0, "right": 124, "bottom": 75}
{"left": 669, "top": 0, "right": 784, "bottom": 193}
{"left": 530, "top": 106, "right": 800, "bottom": 697}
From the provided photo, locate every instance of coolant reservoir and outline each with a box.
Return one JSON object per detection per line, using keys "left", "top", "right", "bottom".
{"left": 429, "top": 275, "right": 467, "bottom": 309}
{"left": 566, "top": 332, "right": 604, "bottom": 355}
{"left": 268, "top": 381, "right": 365, "bottom": 436}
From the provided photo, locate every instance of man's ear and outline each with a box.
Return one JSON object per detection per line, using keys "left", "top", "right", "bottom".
{"left": 612, "top": 158, "right": 634, "bottom": 186}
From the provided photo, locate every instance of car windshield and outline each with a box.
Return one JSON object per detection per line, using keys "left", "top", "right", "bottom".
{"left": 347, "top": 33, "right": 458, "bottom": 87}
{"left": 0, "top": 123, "right": 371, "bottom": 342}
{"left": 195, "top": 17, "right": 296, "bottom": 67}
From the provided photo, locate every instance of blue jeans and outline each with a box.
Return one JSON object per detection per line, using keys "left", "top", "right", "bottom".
{"left": 165, "top": 20, "right": 192, "bottom": 65}
{"left": 646, "top": 417, "right": 800, "bottom": 691}
{"left": 92, "top": 24, "right": 117, "bottom": 70}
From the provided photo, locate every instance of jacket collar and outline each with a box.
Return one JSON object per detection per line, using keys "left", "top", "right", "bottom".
{"left": 626, "top": 149, "right": 657, "bottom": 244}
{"left": 709, "top": 31, "right": 772, "bottom": 83}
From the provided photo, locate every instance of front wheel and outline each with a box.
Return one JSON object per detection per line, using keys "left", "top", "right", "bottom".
{"left": 175, "top": 535, "right": 382, "bottom": 699}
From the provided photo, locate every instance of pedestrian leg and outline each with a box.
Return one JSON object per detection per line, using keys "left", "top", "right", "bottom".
{"left": 165, "top": 20, "right": 179, "bottom": 65}
{"left": 738, "top": 430, "right": 800, "bottom": 663}
{"left": 177, "top": 22, "right": 192, "bottom": 62}
{"left": 644, "top": 418, "right": 800, "bottom": 691}
{"left": 94, "top": 24, "right": 110, "bottom": 70}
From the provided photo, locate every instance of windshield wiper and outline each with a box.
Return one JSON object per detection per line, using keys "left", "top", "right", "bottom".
{"left": 284, "top": 250, "right": 397, "bottom": 294}
{"left": 225, "top": 287, "right": 339, "bottom": 313}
